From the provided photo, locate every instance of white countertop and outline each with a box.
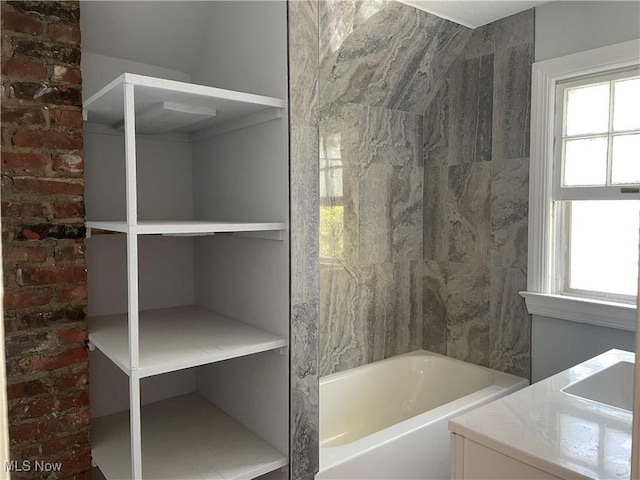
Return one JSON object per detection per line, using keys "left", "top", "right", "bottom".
{"left": 449, "top": 349, "right": 633, "bottom": 480}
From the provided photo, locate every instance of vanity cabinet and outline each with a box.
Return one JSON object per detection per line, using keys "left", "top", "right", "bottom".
{"left": 448, "top": 350, "right": 633, "bottom": 480}
{"left": 450, "top": 434, "right": 563, "bottom": 480}
{"left": 84, "top": 73, "right": 289, "bottom": 479}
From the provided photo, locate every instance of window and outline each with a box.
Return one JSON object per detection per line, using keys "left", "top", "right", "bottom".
{"left": 524, "top": 40, "right": 640, "bottom": 331}
{"left": 555, "top": 71, "right": 640, "bottom": 303}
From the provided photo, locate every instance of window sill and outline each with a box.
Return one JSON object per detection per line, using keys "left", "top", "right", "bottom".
{"left": 520, "top": 291, "right": 636, "bottom": 331}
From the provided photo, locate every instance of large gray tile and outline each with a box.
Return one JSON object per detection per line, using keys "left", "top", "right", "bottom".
{"left": 489, "top": 266, "right": 530, "bottom": 379}
{"left": 290, "top": 301, "right": 319, "bottom": 480}
{"left": 423, "top": 166, "right": 447, "bottom": 262}
{"left": 358, "top": 163, "right": 392, "bottom": 265}
{"left": 446, "top": 163, "right": 491, "bottom": 265}
{"left": 359, "top": 263, "right": 394, "bottom": 365}
{"left": 319, "top": 265, "right": 366, "bottom": 376}
{"left": 424, "top": 82, "right": 449, "bottom": 167}
{"left": 491, "top": 158, "right": 529, "bottom": 269}
{"left": 385, "top": 261, "right": 423, "bottom": 357}
{"left": 462, "top": 22, "right": 494, "bottom": 59}
{"left": 446, "top": 262, "right": 490, "bottom": 366}
{"left": 447, "top": 54, "right": 494, "bottom": 164}
{"left": 391, "top": 166, "right": 423, "bottom": 262}
{"left": 492, "top": 43, "right": 533, "bottom": 161}
{"left": 423, "top": 260, "right": 447, "bottom": 354}
{"left": 319, "top": 263, "right": 394, "bottom": 375}
{"left": 288, "top": 0, "right": 319, "bottom": 127}
{"left": 319, "top": 1, "right": 471, "bottom": 113}
{"left": 320, "top": 102, "right": 424, "bottom": 167}
{"left": 493, "top": 9, "right": 534, "bottom": 52}
{"left": 291, "top": 125, "right": 320, "bottom": 305}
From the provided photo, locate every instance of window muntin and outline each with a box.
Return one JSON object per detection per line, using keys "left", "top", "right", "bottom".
{"left": 554, "top": 70, "right": 640, "bottom": 199}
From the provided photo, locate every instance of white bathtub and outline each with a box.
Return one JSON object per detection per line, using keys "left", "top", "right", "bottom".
{"left": 316, "top": 350, "right": 528, "bottom": 479}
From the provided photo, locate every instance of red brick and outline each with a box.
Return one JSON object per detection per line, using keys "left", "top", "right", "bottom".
{"left": 12, "top": 39, "right": 80, "bottom": 66}
{"left": 56, "top": 370, "right": 88, "bottom": 390}
{"left": 21, "top": 346, "right": 87, "bottom": 374}
{"left": 0, "top": 11, "right": 43, "bottom": 36}
{"left": 3, "top": 289, "right": 50, "bottom": 310}
{"left": 17, "top": 223, "right": 85, "bottom": 241}
{"left": 23, "top": 431, "right": 88, "bottom": 457}
{"left": 9, "top": 396, "right": 55, "bottom": 420}
{"left": 57, "top": 328, "right": 86, "bottom": 346}
{"left": 48, "top": 23, "right": 81, "bottom": 46}
{"left": 1, "top": 57, "right": 47, "bottom": 80}
{"left": 1, "top": 200, "right": 50, "bottom": 218}
{"left": 11, "top": 82, "right": 82, "bottom": 106}
{"left": 1, "top": 151, "right": 46, "bottom": 172}
{"left": 8, "top": 1, "right": 80, "bottom": 23}
{"left": 52, "top": 153, "right": 83, "bottom": 173}
{"left": 49, "top": 108, "right": 82, "bottom": 128}
{"left": 53, "top": 199, "right": 84, "bottom": 218}
{"left": 1, "top": 106, "right": 47, "bottom": 125}
{"left": 15, "top": 306, "right": 84, "bottom": 331}
{"left": 9, "top": 418, "right": 57, "bottom": 443}
{"left": 56, "top": 389, "right": 89, "bottom": 412}
{"left": 18, "top": 265, "right": 86, "bottom": 286}
{"left": 3, "top": 245, "right": 47, "bottom": 263}
{"left": 2, "top": 125, "right": 13, "bottom": 146}
{"left": 59, "top": 450, "right": 91, "bottom": 474}
{"left": 54, "top": 242, "right": 84, "bottom": 261}
{"left": 58, "top": 407, "right": 89, "bottom": 430}
{"left": 13, "top": 177, "right": 84, "bottom": 195}
{"left": 57, "top": 284, "right": 87, "bottom": 303}
{"left": 51, "top": 65, "right": 82, "bottom": 84}
{"left": 13, "top": 130, "right": 82, "bottom": 150}
{"left": 6, "top": 379, "right": 54, "bottom": 401}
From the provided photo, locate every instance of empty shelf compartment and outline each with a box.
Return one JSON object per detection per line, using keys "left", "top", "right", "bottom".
{"left": 92, "top": 393, "right": 287, "bottom": 479}
{"left": 89, "top": 305, "right": 287, "bottom": 378}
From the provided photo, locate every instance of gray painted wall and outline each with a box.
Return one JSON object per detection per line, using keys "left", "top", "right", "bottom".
{"left": 532, "top": 316, "right": 635, "bottom": 382}
{"left": 535, "top": 1, "right": 640, "bottom": 62}
{"left": 530, "top": 1, "right": 639, "bottom": 382}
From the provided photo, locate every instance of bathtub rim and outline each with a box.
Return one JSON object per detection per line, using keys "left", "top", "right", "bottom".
{"left": 318, "top": 349, "right": 529, "bottom": 473}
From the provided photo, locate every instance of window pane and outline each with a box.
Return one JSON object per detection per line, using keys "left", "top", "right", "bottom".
{"left": 563, "top": 137, "right": 608, "bottom": 186}
{"left": 612, "top": 134, "right": 640, "bottom": 185}
{"left": 613, "top": 77, "right": 640, "bottom": 131}
{"left": 569, "top": 200, "right": 639, "bottom": 297}
{"left": 566, "top": 83, "right": 610, "bottom": 136}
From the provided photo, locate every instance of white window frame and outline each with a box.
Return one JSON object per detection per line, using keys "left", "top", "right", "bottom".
{"left": 522, "top": 39, "right": 640, "bottom": 332}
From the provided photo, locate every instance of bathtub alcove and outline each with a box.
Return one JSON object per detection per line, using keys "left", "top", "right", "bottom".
{"left": 316, "top": 350, "right": 528, "bottom": 479}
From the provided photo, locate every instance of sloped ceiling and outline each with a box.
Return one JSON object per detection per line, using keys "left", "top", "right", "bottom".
{"left": 398, "top": 0, "right": 549, "bottom": 28}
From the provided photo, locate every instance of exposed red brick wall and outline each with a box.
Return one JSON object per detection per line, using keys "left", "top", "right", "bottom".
{"left": 1, "top": 1, "right": 90, "bottom": 478}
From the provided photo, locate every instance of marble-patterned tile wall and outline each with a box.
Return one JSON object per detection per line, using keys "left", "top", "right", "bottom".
{"left": 318, "top": 1, "right": 472, "bottom": 377}
{"left": 288, "top": 1, "right": 319, "bottom": 478}
{"left": 423, "top": 10, "right": 533, "bottom": 378}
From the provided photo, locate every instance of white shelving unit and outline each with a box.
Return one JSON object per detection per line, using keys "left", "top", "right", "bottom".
{"left": 84, "top": 74, "right": 289, "bottom": 479}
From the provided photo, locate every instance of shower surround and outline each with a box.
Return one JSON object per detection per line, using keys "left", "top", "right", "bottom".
{"left": 317, "top": 3, "right": 533, "bottom": 381}
{"left": 288, "top": 1, "right": 533, "bottom": 478}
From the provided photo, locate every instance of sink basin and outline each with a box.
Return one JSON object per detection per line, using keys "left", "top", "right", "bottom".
{"left": 562, "top": 361, "right": 634, "bottom": 411}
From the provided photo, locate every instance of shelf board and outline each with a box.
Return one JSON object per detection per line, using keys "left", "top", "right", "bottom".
{"left": 92, "top": 393, "right": 287, "bottom": 479}
{"left": 83, "top": 73, "right": 286, "bottom": 134}
{"left": 88, "top": 305, "right": 287, "bottom": 378}
{"left": 86, "top": 220, "right": 286, "bottom": 237}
